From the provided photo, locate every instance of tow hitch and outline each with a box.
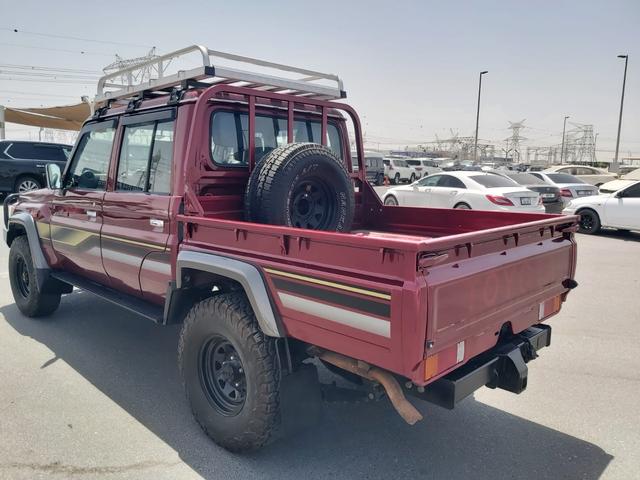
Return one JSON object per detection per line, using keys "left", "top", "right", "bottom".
{"left": 411, "top": 324, "right": 552, "bottom": 410}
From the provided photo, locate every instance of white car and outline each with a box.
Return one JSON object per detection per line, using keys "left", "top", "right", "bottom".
{"left": 382, "top": 171, "right": 545, "bottom": 212}
{"left": 563, "top": 180, "right": 640, "bottom": 234}
{"left": 383, "top": 158, "right": 413, "bottom": 184}
{"left": 544, "top": 165, "right": 617, "bottom": 186}
{"left": 529, "top": 171, "right": 599, "bottom": 206}
{"left": 405, "top": 158, "right": 442, "bottom": 179}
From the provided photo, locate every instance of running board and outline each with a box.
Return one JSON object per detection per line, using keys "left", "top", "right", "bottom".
{"left": 50, "top": 271, "right": 164, "bottom": 323}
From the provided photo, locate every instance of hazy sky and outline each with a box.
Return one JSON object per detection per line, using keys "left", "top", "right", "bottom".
{"left": 1, "top": 0, "right": 638, "bottom": 159}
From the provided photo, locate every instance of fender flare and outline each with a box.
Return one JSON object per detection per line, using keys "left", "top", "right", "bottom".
{"left": 176, "top": 250, "right": 283, "bottom": 337}
{"left": 5, "top": 212, "right": 51, "bottom": 290}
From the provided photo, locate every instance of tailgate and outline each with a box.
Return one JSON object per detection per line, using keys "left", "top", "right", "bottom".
{"left": 421, "top": 219, "right": 577, "bottom": 380}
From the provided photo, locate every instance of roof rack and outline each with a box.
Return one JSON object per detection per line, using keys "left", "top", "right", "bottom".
{"left": 95, "top": 45, "right": 345, "bottom": 103}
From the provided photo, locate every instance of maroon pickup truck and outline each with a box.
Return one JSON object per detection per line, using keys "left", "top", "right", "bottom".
{"left": 3, "top": 46, "right": 579, "bottom": 452}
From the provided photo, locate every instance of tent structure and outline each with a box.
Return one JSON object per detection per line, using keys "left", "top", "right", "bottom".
{"left": 0, "top": 101, "right": 93, "bottom": 139}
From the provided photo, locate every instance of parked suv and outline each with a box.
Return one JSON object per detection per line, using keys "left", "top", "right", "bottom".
{"left": 3, "top": 45, "right": 579, "bottom": 452}
{"left": 352, "top": 150, "right": 384, "bottom": 185}
{"left": 0, "top": 140, "right": 71, "bottom": 194}
{"left": 383, "top": 157, "right": 413, "bottom": 183}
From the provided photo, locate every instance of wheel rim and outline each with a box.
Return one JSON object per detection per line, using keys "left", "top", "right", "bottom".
{"left": 289, "top": 178, "right": 335, "bottom": 229}
{"left": 580, "top": 213, "right": 594, "bottom": 231}
{"left": 15, "top": 256, "right": 31, "bottom": 298}
{"left": 455, "top": 204, "right": 470, "bottom": 209}
{"left": 18, "top": 180, "right": 39, "bottom": 192}
{"left": 199, "top": 337, "right": 247, "bottom": 416}
{"left": 385, "top": 196, "right": 398, "bottom": 206}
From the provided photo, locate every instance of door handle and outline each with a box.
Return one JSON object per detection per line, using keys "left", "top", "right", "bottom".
{"left": 86, "top": 210, "right": 97, "bottom": 218}
{"left": 449, "top": 191, "right": 458, "bottom": 195}
{"left": 150, "top": 218, "right": 164, "bottom": 228}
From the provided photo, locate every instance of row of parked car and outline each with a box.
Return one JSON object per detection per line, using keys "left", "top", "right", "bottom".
{"left": 382, "top": 168, "right": 640, "bottom": 234}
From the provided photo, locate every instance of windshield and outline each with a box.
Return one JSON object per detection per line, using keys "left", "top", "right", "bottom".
{"left": 506, "top": 173, "right": 546, "bottom": 184}
{"left": 470, "top": 175, "right": 519, "bottom": 188}
{"left": 546, "top": 173, "right": 585, "bottom": 184}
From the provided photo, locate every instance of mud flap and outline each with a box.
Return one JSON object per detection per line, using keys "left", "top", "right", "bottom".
{"left": 278, "top": 363, "right": 323, "bottom": 437}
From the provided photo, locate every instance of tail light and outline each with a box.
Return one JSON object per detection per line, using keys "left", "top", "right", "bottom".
{"left": 561, "top": 188, "right": 573, "bottom": 197}
{"left": 486, "top": 195, "right": 514, "bottom": 206}
{"left": 538, "top": 196, "right": 543, "bottom": 205}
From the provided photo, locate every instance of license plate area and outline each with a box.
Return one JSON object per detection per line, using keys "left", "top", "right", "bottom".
{"left": 577, "top": 190, "right": 593, "bottom": 196}
{"left": 541, "top": 193, "right": 555, "bottom": 199}
{"left": 520, "top": 197, "right": 532, "bottom": 205}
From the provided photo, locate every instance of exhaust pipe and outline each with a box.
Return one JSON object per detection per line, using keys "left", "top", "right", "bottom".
{"left": 310, "top": 347, "right": 423, "bottom": 425}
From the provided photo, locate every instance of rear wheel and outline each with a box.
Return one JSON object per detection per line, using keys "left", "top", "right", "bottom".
{"left": 15, "top": 176, "right": 41, "bottom": 193}
{"left": 577, "top": 209, "right": 601, "bottom": 234}
{"left": 178, "top": 293, "right": 280, "bottom": 452}
{"left": 375, "top": 173, "right": 384, "bottom": 186}
{"left": 454, "top": 202, "right": 471, "bottom": 209}
{"left": 409, "top": 173, "right": 416, "bottom": 183}
{"left": 393, "top": 173, "right": 400, "bottom": 185}
{"left": 9, "top": 236, "right": 61, "bottom": 317}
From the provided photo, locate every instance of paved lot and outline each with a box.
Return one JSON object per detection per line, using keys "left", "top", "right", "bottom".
{"left": 0, "top": 218, "right": 639, "bottom": 479}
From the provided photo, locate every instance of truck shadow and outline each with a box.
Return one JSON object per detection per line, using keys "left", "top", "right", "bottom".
{"left": 1, "top": 294, "right": 612, "bottom": 480}
{"left": 589, "top": 229, "right": 640, "bottom": 242}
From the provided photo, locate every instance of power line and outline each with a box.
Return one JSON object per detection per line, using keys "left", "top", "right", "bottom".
{"left": 0, "top": 89, "right": 79, "bottom": 98}
{"left": 0, "top": 70, "right": 99, "bottom": 80}
{"left": 0, "top": 76, "right": 95, "bottom": 85}
{"left": 0, "top": 41, "right": 114, "bottom": 57}
{"left": 2, "top": 27, "right": 154, "bottom": 49}
{"left": 0, "top": 63, "right": 101, "bottom": 74}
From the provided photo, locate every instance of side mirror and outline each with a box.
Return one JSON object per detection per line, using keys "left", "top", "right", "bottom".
{"left": 45, "top": 163, "right": 62, "bottom": 189}
{"left": 615, "top": 191, "right": 624, "bottom": 198}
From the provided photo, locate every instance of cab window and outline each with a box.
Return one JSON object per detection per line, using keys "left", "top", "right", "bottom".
{"left": 116, "top": 120, "right": 174, "bottom": 194}
{"left": 66, "top": 124, "right": 116, "bottom": 190}
{"left": 211, "top": 110, "right": 342, "bottom": 166}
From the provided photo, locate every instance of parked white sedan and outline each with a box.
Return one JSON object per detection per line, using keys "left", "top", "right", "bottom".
{"left": 563, "top": 180, "right": 640, "bottom": 234}
{"left": 544, "top": 165, "right": 617, "bottom": 186}
{"left": 382, "top": 172, "right": 545, "bottom": 212}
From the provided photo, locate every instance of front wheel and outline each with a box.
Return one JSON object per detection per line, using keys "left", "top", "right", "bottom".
{"left": 178, "top": 293, "right": 280, "bottom": 452}
{"left": 577, "top": 209, "right": 601, "bottom": 234}
{"left": 9, "top": 236, "right": 61, "bottom": 317}
{"left": 409, "top": 173, "right": 416, "bottom": 183}
{"left": 384, "top": 195, "right": 399, "bottom": 206}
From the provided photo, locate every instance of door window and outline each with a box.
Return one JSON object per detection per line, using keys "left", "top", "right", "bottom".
{"left": 66, "top": 125, "right": 116, "bottom": 190}
{"left": 116, "top": 120, "right": 174, "bottom": 194}
{"left": 576, "top": 167, "right": 596, "bottom": 175}
{"left": 418, "top": 175, "right": 441, "bottom": 187}
{"left": 622, "top": 183, "right": 640, "bottom": 198}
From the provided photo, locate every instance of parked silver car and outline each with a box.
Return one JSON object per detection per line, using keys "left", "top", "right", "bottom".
{"left": 529, "top": 172, "right": 598, "bottom": 206}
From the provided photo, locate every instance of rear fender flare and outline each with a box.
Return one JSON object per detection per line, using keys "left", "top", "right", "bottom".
{"left": 176, "top": 251, "right": 283, "bottom": 337}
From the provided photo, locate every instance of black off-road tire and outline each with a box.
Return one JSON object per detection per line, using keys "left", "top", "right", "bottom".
{"left": 245, "top": 143, "right": 355, "bottom": 232}
{"left": 393, "top": 173, "right": 400, "bottom": 185}
{"left": 8, "top": 236, "right": 61, "bottom": 317}
{"left": 178, "top": 293, "right": 280, "bottom": 452}
{"left": 577, "top": 209, "right": 601, "bottom": 234}
{"left": 409, "top": 173, "right": 416, "bottom": 183}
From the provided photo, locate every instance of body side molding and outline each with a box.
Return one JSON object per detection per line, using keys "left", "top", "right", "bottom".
{"left": 176, "top": 250, "right": 283, "bottom": 337}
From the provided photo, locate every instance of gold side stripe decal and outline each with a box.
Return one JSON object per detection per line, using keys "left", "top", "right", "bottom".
{"left": 264, "top": 268, "right": 391, "bottom": 301}
{"left": 38, "top": 222, "right": 165, "bottom": 251}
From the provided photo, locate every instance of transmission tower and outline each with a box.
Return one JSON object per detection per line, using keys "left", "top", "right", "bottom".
{"left": 505, "top": 120, "right": 526, "bottom": 163}
{"left": 570, "top": 123, "right": 596, "bottom": 164}
{"left": 102, "top": 47, "right": 162, "bottom": 84}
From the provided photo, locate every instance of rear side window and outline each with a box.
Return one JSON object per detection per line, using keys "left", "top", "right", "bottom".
{"left": 470, "top": 175, "right": 518, "bottom": 188}
{"left": 623, "top": 183, "right": 640, "bottom": 198}
{"left": 546, "top": 173, "right": 584, "bottom": 184}
{"left": 437, "top": 175, "right": 466, "bottom": 188}
{"left": 210, "top": 111, "right": 342, "bottom": 166}
{"left": 116, "top": 120, "right": 174, "bottom": 194}
{"left": 66, "top": 125, "right": 116, "bottom": 190}
{"left": 6, "top": 142, "right": 69, "bottom": 161}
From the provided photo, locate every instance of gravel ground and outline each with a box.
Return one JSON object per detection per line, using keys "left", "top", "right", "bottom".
{"left": 0, "top": 212, "right": 638, "bottom": 479}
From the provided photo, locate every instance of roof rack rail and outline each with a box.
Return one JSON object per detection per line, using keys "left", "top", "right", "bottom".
{"left": 95, "top": 45, "right": 345, "bottom": 103}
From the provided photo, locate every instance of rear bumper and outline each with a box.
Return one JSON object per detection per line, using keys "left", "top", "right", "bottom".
{"left": 409, "top": 324, "right": 551, "bottom": 410}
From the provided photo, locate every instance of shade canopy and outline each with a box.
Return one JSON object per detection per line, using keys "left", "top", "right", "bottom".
{"left": 3, "top": 102, "right": 91, "bottom": 131}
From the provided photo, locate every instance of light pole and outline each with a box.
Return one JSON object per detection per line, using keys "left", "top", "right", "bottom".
{"left": 613, "top": 54, "right": 628, "bottom": 173}
{"left": 473, "top": 70, "right": 488, "bottom": 163}
{"left": 560, "top": 115, "right": 569, "bottom": 164}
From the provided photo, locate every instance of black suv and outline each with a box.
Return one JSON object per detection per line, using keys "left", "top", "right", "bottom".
{"left": 0, "top": 140, "right": 71, "bottom": 194}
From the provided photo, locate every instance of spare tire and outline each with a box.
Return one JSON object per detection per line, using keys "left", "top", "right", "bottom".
{"left": 245, "top": 143, "right": 354, "bottom": 232}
